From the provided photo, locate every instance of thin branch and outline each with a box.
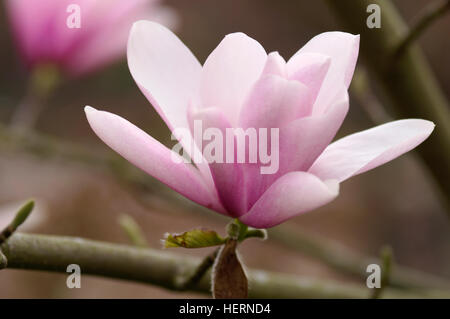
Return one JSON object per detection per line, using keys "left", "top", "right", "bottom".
{"left": 394, "top": 0, "right": 450, "bottom": 57}
{"left": 150, "top": 195, "right": 450, "bottom": 291}
{"left": 10, "top": 64, "right": 61, "bottom": 131}
{"left": 371, "top": 246, "right": 394, "bottom": 299}
{"left": 267, "top": 224, "right": 450, "bottom": 290}
{"left": 0, "top": 200, "right": 34, "bottom": 245}
{"left": 2, "top": 233, "right": 450, "bottom": 298}
{"left": 118, "top": 214, "right": 148, "bottom": 248}
{"left": 177, "top": 248, "right": 220, "bottom": 290}
{"left": 350, "top": 68, "right": 393, "bottom": 124}
{"left": 0, "top": 250, "right": 7, "bottom": 269}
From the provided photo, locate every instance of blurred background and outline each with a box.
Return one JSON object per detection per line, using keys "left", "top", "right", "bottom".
{"left": 0, "top": 0, "right": 449, "bottom": 298}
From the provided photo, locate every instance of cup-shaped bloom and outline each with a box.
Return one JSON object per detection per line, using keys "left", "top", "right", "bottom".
{"left": 85, "top": 21, "right": 434, "bottom": 228}
{"left": 5, "top": 0, "right": 176, "bottom": 77}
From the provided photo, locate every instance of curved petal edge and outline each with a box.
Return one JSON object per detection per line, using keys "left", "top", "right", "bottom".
{"left": 309, "top": 119, "right": 435, "bottom": 182}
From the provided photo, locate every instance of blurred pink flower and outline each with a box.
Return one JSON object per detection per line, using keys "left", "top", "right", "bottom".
{"left": 85, "top": 21, "right": 434, "bottom": 228}
{"left": 5, "top": 0, "right": 177, "bottom": 77}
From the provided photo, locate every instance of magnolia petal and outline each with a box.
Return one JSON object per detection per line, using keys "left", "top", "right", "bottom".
{"left": 287, "top": 52, "right": 331, "bottom": 105}
{"left": 239, "top": 74, "right": 312, "bottom": 130}
{"left": 200, "top": 32, "right": 267, "bottom": 125}
{"left": 262, "top": 51, "right": 287, "bottom": 77}
{"left": 188, "top": 106, "right": 247, "bottom": 216}
{"left": 243, "top": 88, "right": 348, "bottom": 208}
{"left": 127, "top": 20, "right": 214, "bottom": 188}
{"left": 127, "top": 20, "right": 201, "bottom": 132}
{"left": 279, "top": 88, "right": 349, "bottom": 173}
{"left": 293, "top": 32, "right": 359, "bottom": 114}
{"left": 85, "top": 106, "right": 224, "bottom": 212}
{"left": 240, "top": 172, "right": 339, "bottom": 228}
{"left": 309, "top": 119, "right": 435, "bottom": 182}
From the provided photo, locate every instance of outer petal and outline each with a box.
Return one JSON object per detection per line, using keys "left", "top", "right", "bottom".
{"left": 200, "top": 32, "right": 267, "bottom": 125}
{"left": 127, "top": 20, "right": 201, "bottom": 132}
{"left": 85, "top": 106, "right": 224, "bottom": 213}
{"left": 292, "top": 32, "right": 359, "bottom": 114}
{"left": 309, "top": 119, "right": 435, "bottom": 182}
{"left": 127, "top": 20, "right": 214, "bottom": 188}
{"left": 239, "top": 172, "right": 339, "bottom": 228}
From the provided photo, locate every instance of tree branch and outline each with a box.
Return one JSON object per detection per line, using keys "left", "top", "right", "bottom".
{"left": 394, "top": 0, "right": 450, "bottom": 57}
{"left": 325, "top": 0, "right": 450, "bottom": 210}
{"left": 268, "top": 224, "right": 450, "bottom": 290}
{"left": 2, "top": 233, "right": 450, "bottom": 298}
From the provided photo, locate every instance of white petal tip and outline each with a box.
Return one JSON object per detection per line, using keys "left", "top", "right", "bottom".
{"left": 324, "top": 179, "right": 340, "bottom": 195}
{"left": 84, "top": 106, "right": 97, "bottom": 114}
{"left": 404, "top": 119, "right": 435, "bottom": 135}
{"left": 131, "top": 20, "right": 154, "bottom": 30}
{"left": 225, "top": 32, "right": 248, "bottom": 39}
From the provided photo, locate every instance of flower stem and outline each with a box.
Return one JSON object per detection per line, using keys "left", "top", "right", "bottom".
{"left": 118, "top": 214, "right": 148, "bottom": 248}
{"left": 10, "top": 64, "right": 61, "bottom": 131}
{"left": 371, "top": 246, "right": 394, "bottom": 299}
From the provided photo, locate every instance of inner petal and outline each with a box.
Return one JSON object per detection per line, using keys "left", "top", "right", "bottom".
{"left": 199, "top": 32, "right": 267, "bottom": 126}
{"left": 188, "top": 106, "right": 248, "bottom": 216}
{"left": 287, "top": 52, "right": 331, "bottom": 108}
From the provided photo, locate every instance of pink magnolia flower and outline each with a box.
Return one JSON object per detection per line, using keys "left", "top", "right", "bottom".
{"left": 85, "top": 21, "right": 434, "bottom": 228}
{"left": 5, "top": 0, "right": 176, "bottom": 77}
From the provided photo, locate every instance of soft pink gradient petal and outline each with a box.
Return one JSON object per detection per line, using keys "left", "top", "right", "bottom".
{"left": 244, "top": 88, "right": 349, "bottom": 208}
{"left": 239, "top": 172, "right": 339, "bottom": 228}
{"left": 261, "top": 52, "right": 287, "bottom": 77}
{"left": 309, "top": 119, "right": 435, "bottom": 182}
{"left": 128, "top": 20, "right": 201, "bottom": 132}
{"left": 239, "top": 74, "right": 312, "bottom": 130}
{"left": 238, "top": 73, "right": 313, "bottom": 208}
{"left": 200, "top": 32, "right": 267, "bottom": 125}
{"left": 84, "top": 106, "right": 224, "bottom": 213}
{"left": 292, "top": 32, "right": 359, "bottom": 114}
{"left": 279, "top": 88, "right": 349, "bottom": 173}
{"left": 127, "top": 20, "right": 215, "bottom": 188}
{"left": 188, "top": 107, "right": 246, "bottom": 216}
{"left": 287, "top": 52, "right": 331, "bottom": 105}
